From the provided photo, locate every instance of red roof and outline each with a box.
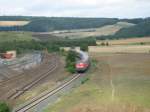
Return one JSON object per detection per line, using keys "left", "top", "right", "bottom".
{"left": 2, "top": 53, "right": 13, "bottom": 59}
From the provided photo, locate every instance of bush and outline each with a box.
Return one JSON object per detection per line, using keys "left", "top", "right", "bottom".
{"left": 140, "top": 42, "right": 145, "bottom": 45}
{"left": 0, "top": 102, "right": 10, "bottom": 112}
{"left": 67, "top": 65, "right": 76, "bottom": 73}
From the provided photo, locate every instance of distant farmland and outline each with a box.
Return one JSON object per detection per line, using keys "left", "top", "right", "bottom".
{"left": 49, "top": 22, "right": 134, "bottom": 39}
{"left": 0, "top": 21, "right": 30, "bottom": 26}
{"left": 97, "top": 37, "right": 150, "bottom": 45}
{"left": 89, "top": 45, "right": 150, "bottom": 53}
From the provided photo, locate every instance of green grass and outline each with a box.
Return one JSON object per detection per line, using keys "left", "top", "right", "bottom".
{"left": 0, "top": 32, "right": 37, "bottom": 42}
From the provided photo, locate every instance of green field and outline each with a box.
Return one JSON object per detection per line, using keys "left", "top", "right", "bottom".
{"left": 44, "top": 53, "right": 150, "bottom": 112}
{"left": 0, "top": 32, "right": 36, "bottom": 42}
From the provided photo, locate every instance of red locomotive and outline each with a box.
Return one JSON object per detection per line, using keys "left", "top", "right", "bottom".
{"left": 75, "top": 50, "right": 90, "bottom": 72}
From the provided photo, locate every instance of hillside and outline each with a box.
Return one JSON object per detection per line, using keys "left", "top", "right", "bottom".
{"left": 21, "top": 18, "right": 119, "bottom": 32}
{"left": 0, "top": 17, "right": 118, "bottom": 32}
{"left": 96, "top": 19, "right": 150, "bottom": 40}
{"left": 115, "top": 20, "right": 150, "bottom": 38}
{"left": 49, "top": 22, "right": 135, "bottom": 39}
{"left": 0, "top": 16, "right": 149, "bottom": 38}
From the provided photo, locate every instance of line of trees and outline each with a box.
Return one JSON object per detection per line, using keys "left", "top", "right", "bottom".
{"left": 0, "top": 38, "right": 96, "bottom": 54}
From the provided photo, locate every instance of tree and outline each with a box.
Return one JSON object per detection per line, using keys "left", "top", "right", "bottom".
{"left": 106, "top": 42, "right": 109, "bottom": 46}
{"left": 66, "top": 50, "right": 76, "bottom": 73}
{"left": 0, "top": 102, "right": 10, "bottom": 112}
{"left": 66, "top": 50, "right": 76, "bottom": 63}
{"left": 80, "top": 44, "right": 88, "bottom": 51}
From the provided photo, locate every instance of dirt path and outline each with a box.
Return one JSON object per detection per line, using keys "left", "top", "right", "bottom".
{"left": 107, "top": 58, "right": 115, "bottom": 101}
{"left": 92, "top": 54, "right": 116, "bottom": 101}
{"left": 106, "top": 59, "right": 115, "bottom": 101}
{"left": 110, "top": 79, "right": 115, "bottom": 101}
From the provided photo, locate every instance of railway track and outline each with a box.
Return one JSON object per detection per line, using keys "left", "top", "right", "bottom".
{"left": 0, "top": 53, "right": 46, "bottom": 85}
{"left": 0, "top": 53, "right": 54, "bottom": 88}
{"left": 7, "top": 54, "right": 59, "bottom": 99}
{"left": 0, "top": 53, "right": 43, "bottom": 84}
{"left": 13, "top": 74, "right": 81, "bottom": 112}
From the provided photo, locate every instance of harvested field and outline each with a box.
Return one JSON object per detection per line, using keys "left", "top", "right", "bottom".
{"left": 97, "top": 37, "right": 150, "bottom": 45}
{"left": 44, "top": 53, "right": 150, "bottom": 112}
{"left": 89, "top": 45, "right": 150, "bottom": 53}
{"left": 0, "top": 21, "right": 30, "bottom": 26}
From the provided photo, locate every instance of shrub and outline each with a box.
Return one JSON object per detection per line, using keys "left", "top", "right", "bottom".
{"left": 67, "top": 65, "right": 76, "bottom": 73}
{"left": 0, "top": 102, "right": 10, "bottom": 112}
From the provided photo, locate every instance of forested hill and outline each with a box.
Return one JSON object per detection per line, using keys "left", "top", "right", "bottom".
{"left": 0, "top": 16, "right": 119, "bottom": 32}
{"left": 96, "top": 18, "right": 150, "bottom": 39}
{"left": 22, "top": 18, "right": 119, "bottom": 32}
{"left": 114, "top": 19, "right": 150, "bottom": 38}
{"left": 0, "top": 16, "right": 150, "bottom": 38}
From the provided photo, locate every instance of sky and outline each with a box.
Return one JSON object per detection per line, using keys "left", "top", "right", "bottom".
{"left": 0, "top": 0, "right": 150, "bottom": 18}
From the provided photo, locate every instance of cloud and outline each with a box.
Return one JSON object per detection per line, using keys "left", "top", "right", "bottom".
{"left": 0, "top": 0, "right": 150, "bottom": 18}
